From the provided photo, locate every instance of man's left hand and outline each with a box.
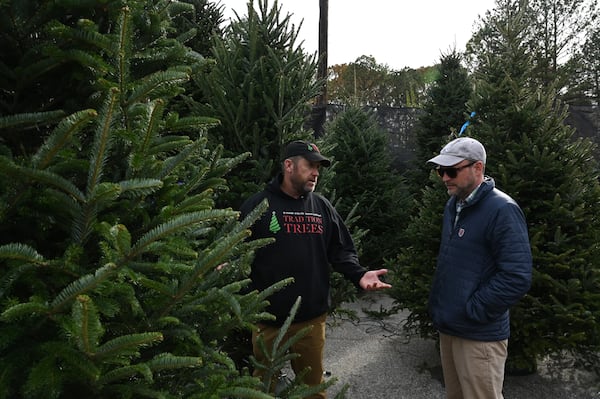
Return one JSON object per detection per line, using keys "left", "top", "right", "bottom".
{"left": 359, "top": 269, "right": 392, "bottom": 290}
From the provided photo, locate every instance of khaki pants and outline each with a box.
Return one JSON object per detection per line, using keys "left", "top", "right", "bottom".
{"left": 439, "top": 332, "right": 508, "bottom": 399}
{"left": 252, "top": 313, "right": 327, "bottom": 399}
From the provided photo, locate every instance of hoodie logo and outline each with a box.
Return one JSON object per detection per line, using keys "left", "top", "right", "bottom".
{"left": 280, "top": 211, "right": 324, "bottom": 234}
{"left": 269, "top": 211, "right": 281, "bottom": 234}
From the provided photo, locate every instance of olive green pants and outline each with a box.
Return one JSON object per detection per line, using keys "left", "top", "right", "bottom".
{"left": 439, "top": 332, "right": 508, "bottom": 399}
{"left": 252, "top": 313, "right": 327, "bottom": 399}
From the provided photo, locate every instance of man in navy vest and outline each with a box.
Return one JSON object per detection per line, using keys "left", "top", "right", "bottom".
{"left": 427, "top": 137, "right": 532, "bottom": 399}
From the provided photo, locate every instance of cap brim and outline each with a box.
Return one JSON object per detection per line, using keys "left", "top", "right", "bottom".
{"left": 426, "top": 154, "right": 465, "bottom": 166}
{"left": 304, "top": 153, "right": 331, "bottom": 167}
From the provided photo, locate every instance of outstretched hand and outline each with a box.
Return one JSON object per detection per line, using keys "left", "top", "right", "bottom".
{"left": 359, "top": 269, "right": 392, "bottom": 290}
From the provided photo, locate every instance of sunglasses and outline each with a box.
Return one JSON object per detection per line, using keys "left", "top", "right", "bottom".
{"left": 436, "top": 162, "right": 476, "bottom": 178}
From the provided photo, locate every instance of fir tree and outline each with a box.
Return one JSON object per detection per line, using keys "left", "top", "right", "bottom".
{"left": 412, "top": 50, "right": 473, "bottom": 188}
{"left": 323, "top": 106, "right": 410, "bottom": 267}
{"left": 171, "top": 0, "right": 225, "bottom": 58}
{"left": 169, "top": 0, "right": 227, "bottom": 119}
{"left": 387, "top": 178, "right": 446, "bottom": 339}
{"left": 0, "top": 1, "right": 286, "bottom": 397}
{"left": 388, "top": 51, "right": 473, "bottom": 339}
{"left": 198, "top": 0, "right": 323, "bottom": 207}
{"left": 468, "top": 1, "right": 600, "bottom": 374}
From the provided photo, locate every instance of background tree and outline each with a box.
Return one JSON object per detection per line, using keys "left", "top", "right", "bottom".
{"left": 169, "top": 0, "right": 227, "bottom": 116}
{"left": 466, "top": 0, "right": 599, "bottom": 105}
{"left": 387, "top": 50, "right": 474, "bottom": 337}
{"left": 0, "top": 0, "right": 124, "bottom": 153}
{"left": 327, "top": 56, "right": 390, "bottom": 106}
{"left": 468, "top": 0, "right": 600, "bottom": 374}
{"left": 171, "top": 0, "right": 225, "bottom": 57}
{"left": 327, "top": 56, "right": 436, "bottom": 107}
{"left": 322, "top": 106, "right": 410, "bottom": 267}
{"left": 388, "top": 66, "right": 438, "bottom": 108}
{"left": 569, "top": 20, "right": 600, "bottom": 104}
{"left": 198, "top": 0, "right": 323, "bottom": 207}
{"left": 406, "top": 50, "right": 473, "bottom": 196}
{"left": 525, "top": 0, "right": 598, "bottom": 97}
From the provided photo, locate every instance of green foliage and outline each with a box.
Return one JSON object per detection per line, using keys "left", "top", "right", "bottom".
{"left": 525, "top": 0, "right": 598, "bottom": 98}
{"left": 395, "top": 1, "right": 600, "bottom": 376}
{"left": 389, "top": 52, "right": 473, "bottom": 323}
{"left": 168, "top": 0, "right": 227, "bottom": 120}
{"left": 170, "top": 0, "right": 225, "bottom": 57}
{"left": 327, "top": 55, "right": 437, "bottom": 107}
{"left": 323, "top": 106, "right": 410, "bottom": 267}
{"left": 0, "top": 0, "right": 207, "bottom": 154}
{"left": 466, "top": 0, "right": 600, "bottom": 105}
{"left": 197, "top": 0, "right": 323, "bottom": 207}
{"left": 472, "top": 10, "right": 600, "bottom": 369}
{"left": 386, "top": 176, "right": 447, "bottom": 340}
{"left": 406, "top": 50, "right": 473, "bottom": 199}
{"left": 415, "top": 51, "right": 473, "bottom": 165}
{"left": 570, "top": 19, "right": 600, "bottom": 104}
{"left": 0, "top": 1, "right": 285, "bottom": 397}
{"left": 251, "top": 297, "right": 336, "bottom": 397}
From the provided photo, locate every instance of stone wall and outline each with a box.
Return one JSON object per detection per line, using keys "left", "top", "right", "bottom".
{"left": 323, "top": 104, "right": 600, "bottom": 169}
{"left": 565, "top": 105, "right": 600, "bottom": 145}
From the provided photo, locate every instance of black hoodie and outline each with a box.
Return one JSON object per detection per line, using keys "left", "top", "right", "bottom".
{"left": 240, "top": 174, "right": 366, "bottom": 326}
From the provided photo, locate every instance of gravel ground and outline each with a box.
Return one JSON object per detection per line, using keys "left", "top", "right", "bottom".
{"left": 317, "top": 292, "right": 600, "bottom": 399}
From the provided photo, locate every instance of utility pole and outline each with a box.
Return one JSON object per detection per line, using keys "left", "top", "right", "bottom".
{"left": 313, "top": 0, "right": 328, "bottom": 137}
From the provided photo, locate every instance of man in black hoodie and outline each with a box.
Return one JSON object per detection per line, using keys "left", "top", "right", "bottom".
{"left": 240, "top": 140, "right": 390, "bottom": 398}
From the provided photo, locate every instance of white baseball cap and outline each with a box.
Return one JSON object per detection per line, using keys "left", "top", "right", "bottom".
{"left": 427, "top": 137, "right": 487, "bottom": 166}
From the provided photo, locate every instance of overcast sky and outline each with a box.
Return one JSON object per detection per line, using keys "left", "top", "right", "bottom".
{"left": 219, "top": 0, "right": 498, "bottom": 70}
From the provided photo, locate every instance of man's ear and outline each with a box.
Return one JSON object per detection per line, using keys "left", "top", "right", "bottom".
{"left": 476, "top": 160, "right": 485, "bottom": 174}
{"left": 283, "top": 158, "right": 294, "bottom": 173}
